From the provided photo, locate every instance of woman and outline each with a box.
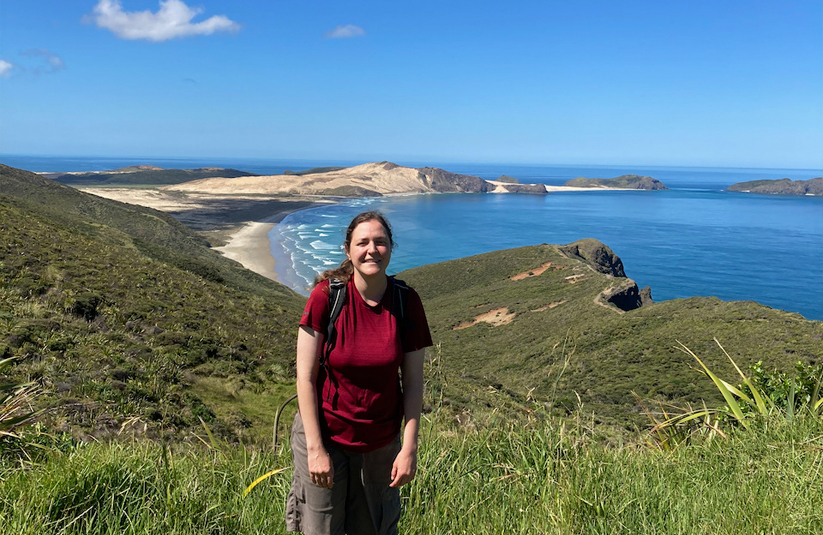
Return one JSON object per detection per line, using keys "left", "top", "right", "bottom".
{"left": 286, "top": 211, "right": 432, "bottom": 535}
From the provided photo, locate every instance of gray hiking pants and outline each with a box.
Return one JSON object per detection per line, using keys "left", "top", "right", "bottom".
{"left": 286, "top": 413, "right": 401, "bottom": 535}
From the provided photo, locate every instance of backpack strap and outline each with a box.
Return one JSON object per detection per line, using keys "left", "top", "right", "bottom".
{"left": 390, "top": 277, "right": 414, "bottom": 340}
{"left": 320, "top": 278, "right": 346, "bottom": 404}
{"left": 322, "top": 278, "right": 347, "bottom": 368}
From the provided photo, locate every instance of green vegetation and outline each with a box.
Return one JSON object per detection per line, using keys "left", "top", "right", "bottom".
{"left": 0, "top": 358, "right": 40, "bottom": 437}
{"left": 399, "top": 244, "right": 823, "bottom": 431}
{"left": 1, "top": 164, "right": 304, "bottom": 441}
{"left": 2, "top": 161, "right": 823, "bottom": 532}
{"left": 646, "top": 339, "right": 823, "bottom": 446}
{"left": 2, "top": 409, "right": 820, "bottom": 534}
{"left": 563, "top": 174, "right": 668, "bottom": 190}
{"left": 48, "top": 167, "right": 257, "bottom": 186}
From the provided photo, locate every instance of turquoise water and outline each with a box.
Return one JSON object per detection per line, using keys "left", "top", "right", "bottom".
{"left": 3, "top": 155, "right": 821, "bottom": 320}
{"left": 268, "top": 166, "right": 823, "bottom": 321}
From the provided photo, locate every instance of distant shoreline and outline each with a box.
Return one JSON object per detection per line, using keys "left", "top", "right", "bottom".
{"left": 79, "top": 180, "right": 634, "bottom": 288}
{"left": 78, "top": 187, "right": 330, "bottom": 285}
{"left": 213, "top": 183, "right": 639, "bottom": 287}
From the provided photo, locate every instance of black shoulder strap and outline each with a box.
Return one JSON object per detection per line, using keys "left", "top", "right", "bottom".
{"left": 391, "top": 277, "right": 413, "bottom": 334}
{"left": 322, "top": 278, "right": 347, "bottom": 366}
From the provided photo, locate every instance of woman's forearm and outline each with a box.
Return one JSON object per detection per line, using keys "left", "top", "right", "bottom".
{"left": 295, "top": 326, "right": 326, "bottom": 451}
{"left": 401, "top": 349, "right": 425, "bottom": 451}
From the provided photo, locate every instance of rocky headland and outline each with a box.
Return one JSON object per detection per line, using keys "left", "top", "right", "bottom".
{"left": 727, "top": 177, "right": 823, "bottom": 196}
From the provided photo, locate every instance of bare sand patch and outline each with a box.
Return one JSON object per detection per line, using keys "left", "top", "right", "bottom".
{"left": 453, "top": 307, "right": 516, "bottom": 330}
{"left": 511, "top": 261, "right": 556, "bottom": 281}
{"left": 564, "top": 274, "right": 590, "bottom": 284}
{"left": 532, "top": 300, "right": 567, "bottom": 312}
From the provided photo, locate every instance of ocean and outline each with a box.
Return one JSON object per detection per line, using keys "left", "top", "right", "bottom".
{"left": 3, "top": 155, "right": 821, "bottom": 321}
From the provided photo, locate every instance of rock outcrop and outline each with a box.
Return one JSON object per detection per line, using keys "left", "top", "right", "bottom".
{"left": 559, "top": 239, "right": 626, "bottom": 277}
{"left": 416, "top": 167, "right": 490, "bottom": 193}
{"left": 558, "top": 239, "right": 652, "bottom": 312}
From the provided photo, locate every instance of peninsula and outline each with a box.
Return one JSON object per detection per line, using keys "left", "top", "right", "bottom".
{"left": 161, "top": 162, "right": 669, "bottom": 196}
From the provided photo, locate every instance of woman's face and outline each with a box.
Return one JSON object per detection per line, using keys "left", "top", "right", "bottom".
{"left": 346, "top": 219, "right": 392, "bottom": 281}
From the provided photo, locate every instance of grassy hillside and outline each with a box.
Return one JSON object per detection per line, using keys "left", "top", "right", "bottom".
{"left": 2, "top": 164, "right": 821, "bottom": 534}
{"left": 2, "top": 162, "right": 821, "bottom": 443}
{"left": 2, "top": 414, "right": 820, "bottom": 534}
{"left": 399, "top": 243, "right": 822, "bottom": 431}
{"left": 1, "top": 165, "right": 305, "bottom": 441}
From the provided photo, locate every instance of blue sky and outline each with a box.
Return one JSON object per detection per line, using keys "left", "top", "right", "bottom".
{"left": 1, "top": 0, "right": 821, "bottom": 168}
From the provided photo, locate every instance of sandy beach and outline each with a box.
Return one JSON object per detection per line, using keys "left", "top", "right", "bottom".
{"left": 80, "top": 187, "right": 328, "bottom": 282}
{"left": 212, "top": 216, "right": 290, "bottom": 282}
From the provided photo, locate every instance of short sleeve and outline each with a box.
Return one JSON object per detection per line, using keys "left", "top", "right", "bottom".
{"left": 300, "top": 279, "right": 331, "bottom": 334}
{"left": 402, "top": 287, "right": 433, "bottom": 353}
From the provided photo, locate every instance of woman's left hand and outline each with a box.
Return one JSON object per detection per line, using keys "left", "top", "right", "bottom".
{"left": 389, "top": 446, "right": 418, "bottom": 488}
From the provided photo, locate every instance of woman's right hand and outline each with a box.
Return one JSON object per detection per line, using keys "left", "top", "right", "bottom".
{"left": 308, "top": 445, "right": 334, "bottom": 488}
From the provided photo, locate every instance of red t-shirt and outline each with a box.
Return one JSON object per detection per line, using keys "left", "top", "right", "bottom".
{"left": 300, "top": 277, "right": 433, "bottom": 452}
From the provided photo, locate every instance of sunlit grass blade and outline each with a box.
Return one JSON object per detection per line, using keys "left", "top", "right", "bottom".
{"left": 243, "top": 467, "right": 288, "bottom": 497}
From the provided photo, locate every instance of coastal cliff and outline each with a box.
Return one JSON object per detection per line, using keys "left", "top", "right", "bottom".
{"left": 727, "top": 177, "right": 823, "bottom": 195}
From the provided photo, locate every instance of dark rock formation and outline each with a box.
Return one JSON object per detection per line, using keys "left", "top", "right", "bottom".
{"left": 496, "top": 175, "right": 520, "bottom": 183}
{"left": 559, "top": 239, "right": 626, "bottom": 277}
{"left": 727, "top": 177, "right": 823, "bottom": 196}
{"left": 497, "top": 183, "right": 547, "bottom": 194}
{"left": 417, "top": 167, "right": 490, "bottom": 193}
{"left": 603, "top": 281, "right": 644, "bottom": 312}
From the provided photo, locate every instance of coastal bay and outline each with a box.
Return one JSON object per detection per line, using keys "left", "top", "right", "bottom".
{"left": 19, "top": 157, "right": 823, "bottom": 320}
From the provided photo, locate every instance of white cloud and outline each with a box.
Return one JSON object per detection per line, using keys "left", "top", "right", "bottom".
{"left": 324, "top": 25, "right": 366, "bottom": 39}
{"left": 0, "top": 60, "right": 13, "bottom": 77}
{"left": 87, "top": 0, "right": 241, "bottom": 42}
{"left": 20, "top": 49, "right": 65, "bottom": 73}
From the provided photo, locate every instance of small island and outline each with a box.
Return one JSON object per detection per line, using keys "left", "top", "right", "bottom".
{"left": 727, "top": 177, "right": 823, "bottom": 196}
{"left": 562, "top": 174, "right": 668, "bottom": 190}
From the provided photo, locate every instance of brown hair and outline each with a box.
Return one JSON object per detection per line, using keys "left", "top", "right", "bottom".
{"left": 313, "top": 211, "right": 395, "bottom": 286}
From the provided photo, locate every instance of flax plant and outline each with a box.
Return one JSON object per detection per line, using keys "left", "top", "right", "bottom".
{"left": 647, "top": 338, "right": 823, "bottom": 445}
{"left": 0, "top": 358, "right": 41, "bottom": 438}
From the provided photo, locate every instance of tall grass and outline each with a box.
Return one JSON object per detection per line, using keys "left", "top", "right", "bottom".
{"left": 407, "top": 415, "right": 823, "bottom": 534}
{"left": 2, "top": 414, "right": 821, "bottom": 534}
